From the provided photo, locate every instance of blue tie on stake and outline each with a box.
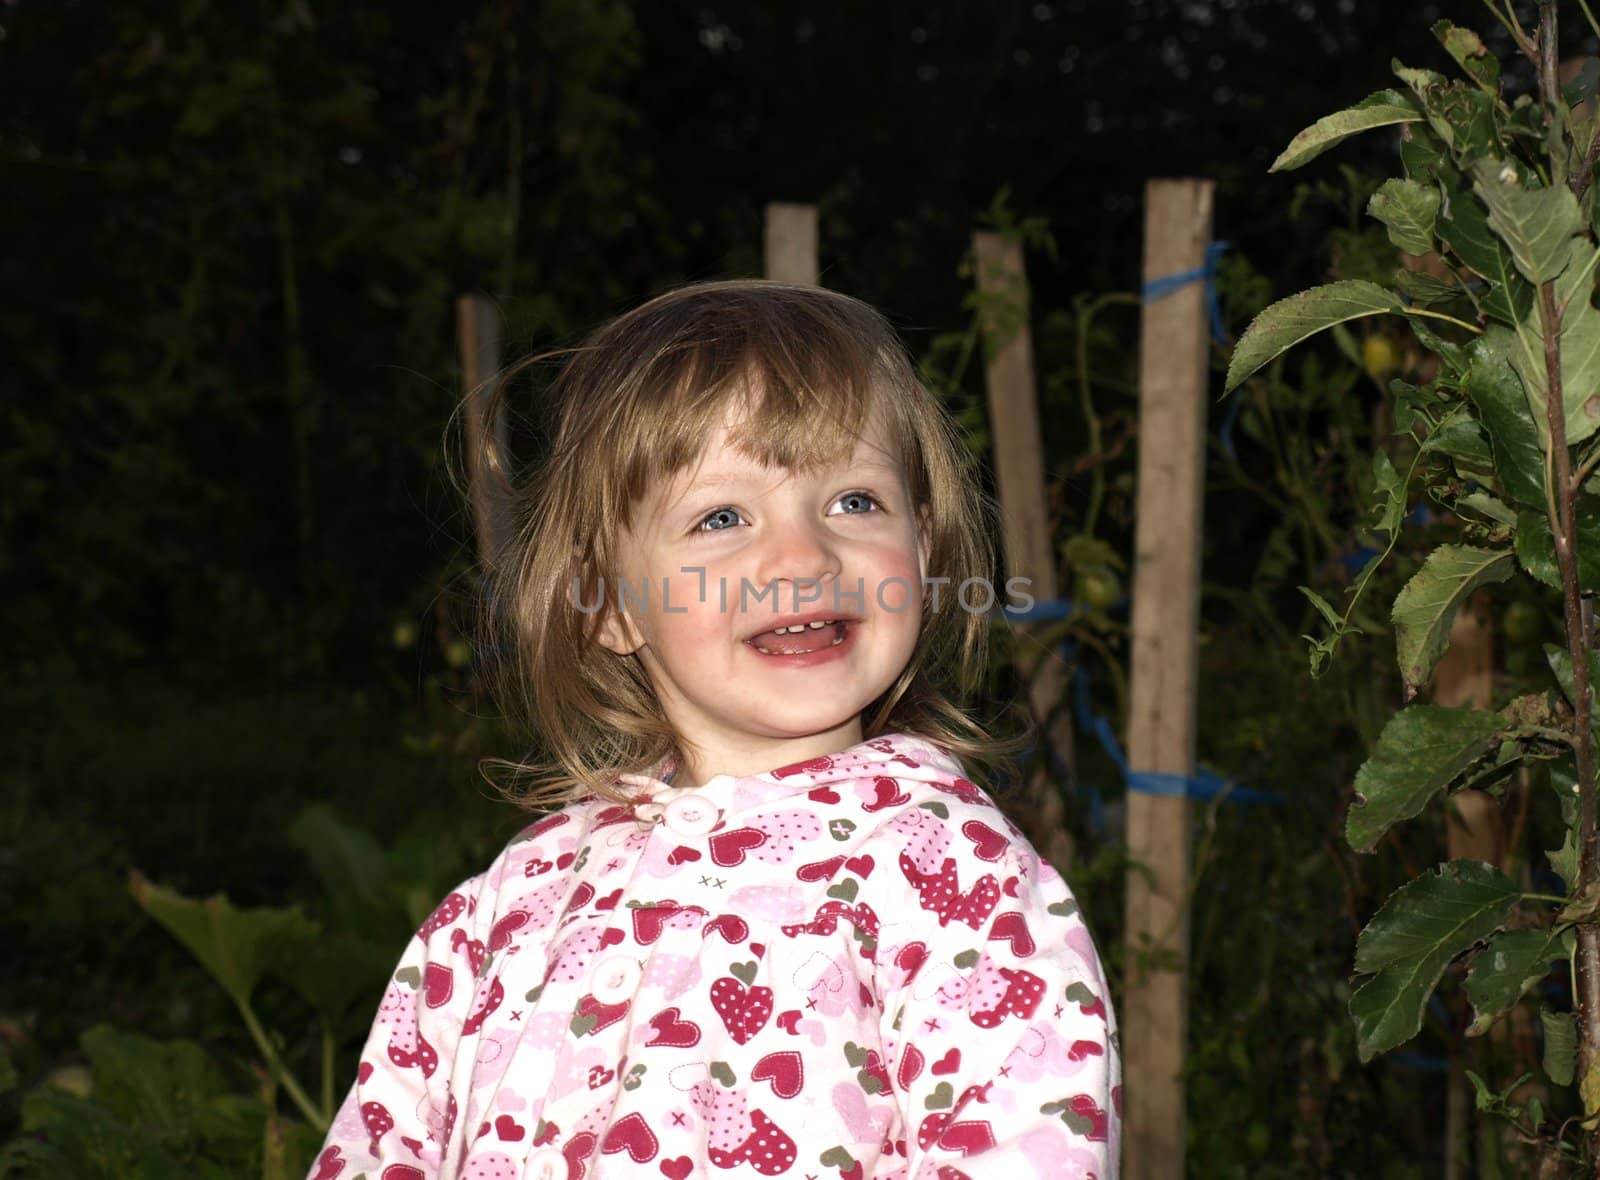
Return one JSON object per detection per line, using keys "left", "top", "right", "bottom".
{"left": 1141, "top": 239, "right": 1242, "bottom": 459}
{"left": 1140, "top": 239, "right": 1231, "bottom": 347}
{"left": 999, "top": 596, "right": 1283, "bottom": 832}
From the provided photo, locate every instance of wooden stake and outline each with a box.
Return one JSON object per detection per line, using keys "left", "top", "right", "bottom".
{"left": 764, "top": 203, "right": 820, "bottom": 285}
{"left": 455, "top": 294, "right": 512, "bottom": 570}
{"left": 1123, "top": 178, "right": 1215, "bottom": 1180}
{"left": 973, "top": 230, "right": 1075, "bottom": 879}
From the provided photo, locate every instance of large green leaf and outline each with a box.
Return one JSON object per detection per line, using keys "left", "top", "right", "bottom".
{"left": 1471, "top": 161, "right": 1583, "bottom": 283}
{"left": 1351, "top": 860, "right": 1520, "bottom": 1061}
{"left": 1463, "top": 326, "right": 1547, "bottom": 505}
{"left": 1347, "top": 706, "right": 1505, "bottom": 853}
{"left": 1437, "top": 187, "right": 1535, "bottom": 324}
{"left": 1368, "top": 178, "right": 1441, "bottom": 256}
{"left": 1270, "top": 88, "right": 1424, "bottom": 172}
{"left": 1226, "top": 280, "right": 1398, "bottom": 392}
{"left": 129, "top": 874, "right": 320, "bottom": 1010}
{"left": 1392, "top": 545, "right": 1516, "bottom": 691}
{"left": 1463, "top": 928, "right": 1571, "bottom": 1034}
{"left": 1508, "top": 239, "right": 1600, "bottom": 445}
{"left": 1515, "top": 501, "right": 1600, "bottom": 590}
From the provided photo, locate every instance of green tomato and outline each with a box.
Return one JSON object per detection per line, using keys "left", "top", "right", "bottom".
{"left": 1502, "top": 601, "right": 1541, "bottom": 644}
{"left": 1076, "top": 566, "right": 1123, "bottom": 610}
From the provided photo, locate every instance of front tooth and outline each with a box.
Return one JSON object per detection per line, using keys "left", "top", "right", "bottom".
{"left": 807, "top": 620, "right": 827, "bottom": 629}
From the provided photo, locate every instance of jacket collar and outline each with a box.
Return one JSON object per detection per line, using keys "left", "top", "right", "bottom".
{"left": 616, "top": 731, "right": 974, "bottom": 811}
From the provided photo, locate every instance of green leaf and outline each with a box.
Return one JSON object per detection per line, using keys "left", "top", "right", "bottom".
{"left": 1347, "top": 706, "right": 1505, "bottom": 853}
{"left": 1543, "top": 1008, "right": 1578, "bottom": 1085}
{"left": 1462, "top": 326, "right": 1546, "bottom": 505}
{"left": 1549, "top": 824, "right": 1580, "bottom": 892}
{"left": 1226, "top": 281, "right": 1399, "bottom": 393}
{"left": 1437, "top": 187, "right": 1535, "bottom": 324}
{"left": 1543, "top": 645, "right": 1600, "bottom": 729}
{"left": 1394, "top": 64, "right": 1455, "bottom": 141}
{"left": 1391, "top": 545, "right": 1515, "bottom": 691}
{"left": 1350, "top": 860, "right": 1520, "bottom": 1061}
{"left": 286, "top": 804, "right": 400, "bottom": 938}
{"left": 1471, "top": 161, "right": 1583, "bottom": 284}
{"left": 1395, "top": 266, "right": 1466, "bottom": 307}
{"left": 1454, "top": 490, "right": 1516, "bottom": 526}
{"left": 1270, "top": 88, "right": 1424, "bottom": 172}
{"left": 1400, "top": 123, "right": 1458, "bottom": 187}
{"left": 1508, "top": 239, "right": 1600, "bottom": 445}
{"left": 1432, "top": 20, "right": 1501, "bottom": 94}
{"left": 1464, "top": 928, "right": 1569, "bottom": 1033}
{"left": 1419, "top": 408, "right": 1494, "bottom": 471}
{"left": 1370, "top": 450, "right": 1408, "bottom": 537}
{"left": 129, "top": 873, "right": 320, "bottom": 1010}
{"left": 1515, "top": 501, "right": 1600, "bottom": 590}
{"left": 1369, "top": 179, "right": 1441, "bottom": 256}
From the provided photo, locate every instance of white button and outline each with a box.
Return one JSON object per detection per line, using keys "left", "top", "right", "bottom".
{"left": 590, "top": 955, "right": 643, "bottom": 1003}
{"left": 527, "top": 1147, "right": 565, "bottom": 1180}
{"left": 663, "top": 795, "right": 718, "bottom": 836}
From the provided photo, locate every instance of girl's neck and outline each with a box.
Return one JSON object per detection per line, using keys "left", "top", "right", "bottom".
{"left": 671, "top": 717, "right": 865, "bottom": 790}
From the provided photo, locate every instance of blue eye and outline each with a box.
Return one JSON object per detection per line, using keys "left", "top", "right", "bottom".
{"left": 698, "top": 507, "right": 745, "bottom": 532}
{"left": 830, "top": 491, "right": 880, "bottom": 515}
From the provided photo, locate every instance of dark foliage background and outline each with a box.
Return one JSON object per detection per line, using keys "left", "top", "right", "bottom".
{"left": 3, "top": 1, "right": 1587, "bottom": 1175}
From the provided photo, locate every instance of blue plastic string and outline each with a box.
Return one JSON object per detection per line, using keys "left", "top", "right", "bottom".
{"left": 1071, "top": 658, "right": 1283, "bottom": 807}
{"left": 999, "top": 599, "right": 1282, "bottom": 812}
{"left": 1143, "top": 240, "right": 1238, "bottom": 459}
{"left": 1141, "top": 239, "right": 1231, "bottom": 349}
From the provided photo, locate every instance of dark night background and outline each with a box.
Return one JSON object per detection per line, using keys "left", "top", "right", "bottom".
{"left": 3, "top": 1, "right": 1592, "bottom": 1175}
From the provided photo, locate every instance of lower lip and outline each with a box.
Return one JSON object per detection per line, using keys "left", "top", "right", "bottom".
{"left": 744, "top": 622, "right": 858, "bottom": 668}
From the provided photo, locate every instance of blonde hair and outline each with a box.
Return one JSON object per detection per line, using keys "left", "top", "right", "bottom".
{"left": 485, "top": 279, "right": 1008, "bottom": 807}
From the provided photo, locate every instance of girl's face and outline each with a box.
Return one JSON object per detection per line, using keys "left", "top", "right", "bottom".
{"left": 598, "top": 404, "right": 927, "bottom": 785}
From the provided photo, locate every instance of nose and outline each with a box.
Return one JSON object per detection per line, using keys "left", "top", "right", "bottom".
{"left": 751, "top": 511, "right": 842, "bottom": 602}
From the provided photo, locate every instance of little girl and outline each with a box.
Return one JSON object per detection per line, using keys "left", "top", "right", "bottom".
{"left": 311, "top": 281, "right": 1120, "bottom": 1180}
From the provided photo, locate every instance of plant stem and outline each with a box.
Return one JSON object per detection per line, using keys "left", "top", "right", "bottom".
{"left": 235, "top": 997, "right": 327, "bottom": 1132}
{"left": 321, "top": 1019, "right": 335, "bottom": 1126}
{"left": 1544, "top": 269, "right": 1600, "bottom": 1168}
{"left": 1398, "top": 307, "right": 1486, "bottom": 336}
{"left": 1075, "top": 292, "right": 1140, "bottom": 536}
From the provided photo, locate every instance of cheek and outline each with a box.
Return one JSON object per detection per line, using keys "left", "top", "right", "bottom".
{"left": 867, "top": 548, "right": 924, "bottom": 617}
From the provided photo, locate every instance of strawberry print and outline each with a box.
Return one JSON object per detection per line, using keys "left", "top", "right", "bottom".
{"left": 694, "top": 1083, "right": 798, "bottom": 1175}
{"left": 312, "top": 733, "right": 1118, "bottom": 1179}
{"left": 899, "top": 853, "right": 1001, "bottom": 928}
{"left": 309, "top": 1146, "right": 346, "bottom": 1180}
{"left": 360, "top": 1100, "right": 394, "bottom": 1156}
{"left": 710, "top": 974, "right": 775, "bottom": 1044}
{"left": 418, "top": 893, "right": 467, "bottom": 941}
{"left": 374, "top": 983, "right": 438, "bottom": 1077}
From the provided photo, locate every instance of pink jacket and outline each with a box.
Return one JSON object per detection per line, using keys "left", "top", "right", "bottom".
{"left": 310, "top": 733, "right": 1120, "bottom": 1180}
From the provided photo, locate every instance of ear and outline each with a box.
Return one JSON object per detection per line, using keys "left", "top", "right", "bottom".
{"left": 597, "top": 601, "right": 645, "bottom": 655}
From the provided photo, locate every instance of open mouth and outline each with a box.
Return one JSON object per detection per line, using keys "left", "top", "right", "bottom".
{"left": 745, "top": 619, "right": 850, "bottom": 656}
